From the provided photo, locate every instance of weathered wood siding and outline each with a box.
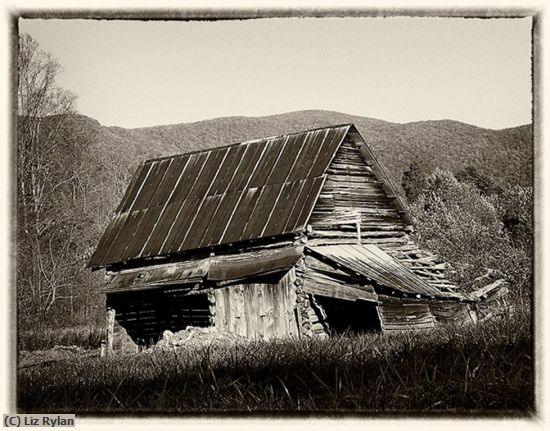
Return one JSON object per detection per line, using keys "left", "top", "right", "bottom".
{"left": 308, "top": 136, "right": 460, "bottom": 294}
{"left": 429, "top": 301, "right": 473, "bottom": 326}
{"left": 309, "top": 139, "right": 408, "bottom": 238}
{"left": 377, "top": 295, "right": 473, "bottom": 331}
{"left": 377, "top": 295, "right": 436, "bottom": 331}
{"left": 213, "top": 269, "right": 299, "bottom": 339}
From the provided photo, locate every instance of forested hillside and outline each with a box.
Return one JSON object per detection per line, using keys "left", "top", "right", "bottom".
{"left": 90, "top": 110, "right": 532, "bottom": 190}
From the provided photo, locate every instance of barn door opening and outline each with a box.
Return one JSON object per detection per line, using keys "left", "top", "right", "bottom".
{"left": 107, "top": 287, "right": 212, "bottom": 347}
{"left": 313, "top": 296, "right": 381, "bottom": 334}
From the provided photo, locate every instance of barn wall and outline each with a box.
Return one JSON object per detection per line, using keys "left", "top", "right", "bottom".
{"left": 428, "top": 301, "right": 474, "bottom": 326}
{"left": 377, "top": 295, "right": 436, "bottom": 331}
{"left": 213, "top": 269, "right": 300, "bottom": 339}
{"left": 308, "top": 136, "right": 460, "bottom": 294}
{"left": 309, "top": 138, "right": 409, "bottom": 243}
{"left": 377, "top": 295, "right": 474, "bottom": 331}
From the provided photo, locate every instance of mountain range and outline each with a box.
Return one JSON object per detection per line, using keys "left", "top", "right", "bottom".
{"left": 82, "top": 110, "right": 532, "bottom": 197}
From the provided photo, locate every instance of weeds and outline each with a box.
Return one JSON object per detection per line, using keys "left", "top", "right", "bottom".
{"left": 17, "top": 314, "right": 533, "bottom": 414}
{"left": 19, "top": 326, "right": 105, "bottom": 351}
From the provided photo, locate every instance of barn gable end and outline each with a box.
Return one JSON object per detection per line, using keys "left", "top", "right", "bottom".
{"left": 306, "top": 126, "right": 461, "bottom": 295}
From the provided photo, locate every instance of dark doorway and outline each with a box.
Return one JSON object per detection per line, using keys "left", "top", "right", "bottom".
{"left": 314, "top": 296, "right": 381, "bottom": 334}
{"left": 106, "top": 287, "right": 211, "bottom": 346}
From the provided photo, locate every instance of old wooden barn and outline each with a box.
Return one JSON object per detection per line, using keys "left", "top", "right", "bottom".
{"left": 88, "top": 124, "right": 477, "bottom": 352}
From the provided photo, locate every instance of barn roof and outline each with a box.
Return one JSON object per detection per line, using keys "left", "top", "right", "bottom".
{"left": 104, "top": 246, "right": 303, "bottom": 293}
{"left": 89, "top": 125, "right": 352, "bottom": 269}
{"left": 305, "top": 244, "right": 465, "bottom": 300}
{"left": 104, "top": 243, "right": 468, "bottom": 301}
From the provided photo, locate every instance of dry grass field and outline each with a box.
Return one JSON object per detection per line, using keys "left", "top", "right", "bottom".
{"left": 17, "top": 310, "right": 533, "bottom": 415}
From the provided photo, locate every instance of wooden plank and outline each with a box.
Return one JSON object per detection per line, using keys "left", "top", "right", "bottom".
{"left": 377, "top": 295, "right": 436, "bottom": 331}
{"left": 287, "top": 274, "right": 299, "bottom": 337}
{"left": 208, "top": 247, "right": 301, "bottom": 281}
{"left": 250, "top": 285, "right": 257, "bottom": 338}
{"left": 278, "top": 277, "right": 290, "bottom": 336}
{"left": 263, "top": 283, "right": 275, "bottom": 338}
{"left": 223, "top": 288, "right": 232, "bottom": 333}
{"left": 211, "top": 144, "right": 247, "bottom": 195}
{"left": 272, "top": 280, "right": 283, "bottom": 337}
{"left": 279, "top": 271, "right": 290, "bottom": 337}
{"left": 260, "top": 283, "right": 273, "bottom": 338}
{"left": 286, "top": 132, "right": 323, "bottom": 182}
{"left": 248, "top": 138, "right": 284, "bottom": 188}
{"left": 430, "top": 301, "right": 472, "bottom": 326}
{"left": 181, "top": 195, "right": 223, "bottom": 250}
{"left": 106, "top": 308, "right": 116, "bottom": 356}
{"left": 304, "top": 255, "right": 352, "bottom": 277}
{"left": 302, "top": 279, "right": 378, "bottom": 303}
{"left": 288, "top": 273, "right": 296, "bottom": 335}
{"left": 257, "top": 284, "right": 267, "bottom": 338}
{"left": 214, "top": 288, "right": 226, "bottom": 330}
{"left": 255, "top": 284, "right": 264, "bottom": 338}
{"left": 237, "top": 285, "right": 246, "bottom": 337}
{"left": 230, "top": 286, "right": 239, "bottom": 335}
{"left": 471, "top": 279, "right": 507, "bottom": 299}
{"left": 190, "top": 147, "right": 228, "bottom": 198}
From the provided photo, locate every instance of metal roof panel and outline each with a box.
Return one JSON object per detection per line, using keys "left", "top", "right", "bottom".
{"left": 88, "top": 125, "right": 350, "bottom": 269}
{"left": 305, "top": 244, "right": 464, "bottom": 300}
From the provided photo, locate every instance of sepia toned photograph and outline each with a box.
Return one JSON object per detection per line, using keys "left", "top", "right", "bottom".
{"left": 11, "top": 6, "right": 536, "bottom": 419}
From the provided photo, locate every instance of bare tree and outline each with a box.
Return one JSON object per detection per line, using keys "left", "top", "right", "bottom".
{"left": 17, "top": 33, "right": 93, "bottom": 325}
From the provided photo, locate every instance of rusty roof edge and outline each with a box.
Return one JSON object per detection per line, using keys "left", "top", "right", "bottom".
{"left": 138, "top": 124, "right": 356, "bottom": 164}
{"left": 99, "top": 242, "right": 304, "bottom": 273}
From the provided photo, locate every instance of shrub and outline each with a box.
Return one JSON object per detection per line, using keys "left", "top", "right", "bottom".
{"left": 409, "top": 169, "right": 531, "bottom": 294}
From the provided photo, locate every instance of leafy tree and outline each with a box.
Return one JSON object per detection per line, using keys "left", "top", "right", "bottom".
{"left": 410, "top": 169, "right": 531, "bottom": 296}
{"left": 455, "top": 165, "right": 500, "bottom": 196}
{"left": 490, "top": 185, "right": 533, "bottom": 254}
{"left": 401, "top": 160, "right": 433, "bottom": 203}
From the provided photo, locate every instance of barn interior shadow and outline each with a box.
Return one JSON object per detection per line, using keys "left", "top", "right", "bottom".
{"left": 313, "top": 296, "right": 382, "bottom": 334}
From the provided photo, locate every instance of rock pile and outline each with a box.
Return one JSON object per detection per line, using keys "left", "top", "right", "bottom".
{"left": 152, "top": 326, "right": 247, "bottom": 350}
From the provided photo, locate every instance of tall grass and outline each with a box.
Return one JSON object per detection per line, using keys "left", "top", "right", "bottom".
{"left": 19, "top": 326, "right": 106, "bottom": 351}
{"left": 18, "top": 313, "right": 533, "bottom": 414}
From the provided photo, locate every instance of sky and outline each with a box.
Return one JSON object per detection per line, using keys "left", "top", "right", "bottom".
{"left": 19, "top": 17, "right": 532, "bottom": 130}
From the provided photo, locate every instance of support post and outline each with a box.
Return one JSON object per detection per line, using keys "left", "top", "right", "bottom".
{"left": 106, "top": 307, "right": 115, "bottom": 356}
{"left": 207, "top": 290, "right": 216, "bottom": 327}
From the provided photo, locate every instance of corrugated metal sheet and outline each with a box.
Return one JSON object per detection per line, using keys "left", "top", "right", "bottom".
{"left": 104, "top": 259, "right": 209, "bottom": 293}
{"left": 305, "top": 244, "right": 463, "bottom": 299}
{"left": 208, "top": 247, "right": 302, "bottom": 281}
{"left": 89, "top": 125, "right": 350, "bottom": 269}
{"left": 104, "top": 246, "right": 303, "bottom": 292}
{"left": 301, "top": 278, "right": 379, "bottom": 303}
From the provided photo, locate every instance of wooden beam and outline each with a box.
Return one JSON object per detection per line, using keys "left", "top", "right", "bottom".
{"left": 106, "top": 307, "right": 116, "bottom": 356}
{"left": 302, "top": 279, "right": 378, "bottom": 303}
